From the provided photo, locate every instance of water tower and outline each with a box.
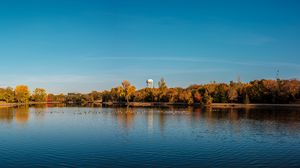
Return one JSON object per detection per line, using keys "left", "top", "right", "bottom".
{"left": 146, "top": 79, "right": 154, "bottom": 88}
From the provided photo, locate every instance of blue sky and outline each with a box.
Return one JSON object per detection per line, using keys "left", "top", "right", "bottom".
{"left": 0, "top": 0, "right": 300, "bottom": 93}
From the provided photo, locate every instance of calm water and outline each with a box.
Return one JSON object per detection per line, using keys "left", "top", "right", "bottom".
{"left": 1, "top": 105, "right": 300, "bottom": 167}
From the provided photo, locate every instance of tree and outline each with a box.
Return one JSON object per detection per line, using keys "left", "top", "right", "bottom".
{"left": 203, "top": 90, "right": 213, "bottom": 105}
{"left": 0, "top": 88, "right": 6, "bottom": 102}
{"left": 66, "top": 93, "right": 83, "bottom": 104}
{"left": 213, "top": 84, "right": 229, "bottom": 103}
{"left": 88, "top": 91, "right": 102, "bottom": 103}
{"left": 178, "top": 90, "right": 193, "bottom": 105}
{"left": 0, "top": 87, "right": 14, "bottom": 103}
{"left": 32, "top": 88, "right": 47, "bottom": 102}
{"left": 158, "top": 78, "right": 167, "bottom": 90}
{"left": 110, "top": 87, "right": 121, "bottom": 102}
{"left": 244, "top": 93, "right": 250, "bottom": 104}
{"left": 121, "top": 80, "right": 136, "bottom": 103}
{"left": 228, "top": 87, "right": 238, "bottom": 103}
{"left": 57, "top": 94, "right": 66, "bottom": 103}
{"left": 47, "top": 94, "right": 55, "bottom": 102}
{"left": 193, "top": 91, "right": 202, "bottom": 103}
{"left": 167, "top": 88, "right": 180, "bottom": 103}
{"left": 15, "top": 85, "right": 30, "bottom": 103}
{"left": 101, "top": 90, "right": 112, "bottom": 102}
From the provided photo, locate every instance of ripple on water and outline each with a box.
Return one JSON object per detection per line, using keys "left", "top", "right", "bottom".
{"left": 0, "top": 106, "right": 300, "bottom": 167}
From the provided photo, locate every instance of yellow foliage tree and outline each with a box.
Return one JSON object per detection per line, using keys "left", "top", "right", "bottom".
{"left": 15, "top": 85, "right": 30, "bottom": 103}
{"left": 121, "top": 80, "right": 136, "bottom": 103}
{"left": 32, "top": 88, "right": 47, "bottom": 102}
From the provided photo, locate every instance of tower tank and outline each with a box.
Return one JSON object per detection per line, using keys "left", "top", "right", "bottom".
{"left": 146, "top": 79, "right": 154, "bottom": 88}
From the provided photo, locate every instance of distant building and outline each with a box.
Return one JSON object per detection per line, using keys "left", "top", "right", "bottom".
{"left": 146, "top": 79, "right": 154, "bottom": 88}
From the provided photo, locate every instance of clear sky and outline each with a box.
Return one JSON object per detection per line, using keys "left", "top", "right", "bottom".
{"left": 0, "top": 0, "right": 300, "bottom": 93}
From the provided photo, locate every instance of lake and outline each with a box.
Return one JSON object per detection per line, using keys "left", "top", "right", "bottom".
{"left": 1, "top": 105, "right": 300, "bottom": 167}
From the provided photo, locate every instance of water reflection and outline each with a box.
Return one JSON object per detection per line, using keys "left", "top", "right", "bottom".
{"left": 15, "top": 106, "right": 29, "bottom": 124}
{"left": 104, "top": 106, "right": 300, "bottom": 135}
{"left": 0, "top": 106, "right": 30, "bottom": 124}
{"left": 0, "top": 105, "right": 300, "bottom": 167}
{"left": 0, "top": 105, "right": 300, "bottom": 131}
{"left": 147, "top": 109, "right": 154, "bottom": 132}
{"left": 0, "top": 104, "right": 65, "bottom": 125}
{"left": 112, "top": 108, "right": 136, "bottom": 129}
{"left": 0, "top": 107, "right": 14, "bottom": 123}
{"left": 159, "top": 110, "right": 166, "bottom": 135}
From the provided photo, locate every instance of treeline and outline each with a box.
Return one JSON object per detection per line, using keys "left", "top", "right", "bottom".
{"left": 99, "top": 79, "right": 300, "bottom": 105}
{"left": 0, "top": 86, "right": 48, "bottom": 103}
{"left": 0, "top": 78, "right": 300, "bottom": 105}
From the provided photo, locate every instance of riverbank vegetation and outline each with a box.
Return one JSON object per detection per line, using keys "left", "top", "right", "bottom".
{"left": 0, "top": 78, "right": 300, "bottom": 106}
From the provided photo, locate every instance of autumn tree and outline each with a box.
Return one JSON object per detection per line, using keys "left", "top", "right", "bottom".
{"left": 110, "top": 87, "right": 121, "bottom": 102}
{"left": 244, "top": 93, "right": 250, "bottom": 104}
{"left": 213, "top": 84, "right": 229, "bottom": 103}
{"left": 158, "top": 78, "right": 167, "bottom": 90}
{"left": 203, "top": 90, "right": 213, "bottom": 105}
{"left": 66, "top": 93, "right": 83, "bottom": 104}
{"left": 3, "top": 78, "right": 299, "bottom": 105}
{"left": 193, "top": 91, "right": 202, "bottom": 103}
{"left": 133, "top": 89, "right": 146, "bottom": 102}
{"left": 57, "top": 94, "right": 66, "bottom": 103}
{"left": 228, "top": 87, "right": 238, "bottom": 103}
{"left": 178, "top": 90, "right": 193, "bottom": 105}
{"left": 15, "top": 85, "right": 30, "bottom": 103}
{"left": 101, "top": 90, "right": 112, "bottom": 102}
{"left": 88, "top": 91, "right": 102, "bottom": 103}
{"left": 0, "top": 87, "right": 15, "bottom": 103}
{"left": 32, "top": 88, "right": 47, "bottom": 102}
{"left": 120, "top": 80, "right": 136, "bottom": 103}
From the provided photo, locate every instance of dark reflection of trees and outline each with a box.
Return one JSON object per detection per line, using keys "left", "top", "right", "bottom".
{"left": 0, "top": 108, "right": 14, "bottom": 123}
{"left": 204, "top": 107, "right": 214, "bottom": 126}
{"left": 40, "top": 103, "right": 66, "bottom": 108}
{"left": 159, "top": 109, "right": 166, "bottom": 135}
{"left": 54, "top": 103, "right": 66, "bottom": 108}
{"left": 112, "top": 107, "right": 136, "bottom": 130}
{"left": 15, "top": 106, "right": 30, "bottom": 124}
{"left": 153, "top": 106, "right": 300, "bottom": 134}
{"left": 147, "top": 109, "right": 154, "bottom": 132}
{"left": 32, "top": 104, "right": 48, "bottom": 109}
{"left": 33, "top": 105, "right": 47, "bottom": 121}
{"left": 191, "top": 107, "right": 202, "bottom": 122}
{"left": 198, "top": 107, "right": 300, "bottom": 123}
{"left": 246, "top": 107, "right": 300, "bottom": 122}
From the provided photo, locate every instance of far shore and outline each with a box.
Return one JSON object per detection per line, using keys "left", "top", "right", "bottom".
{"left": 101, "top": 102, "right": 300, "bottom": 108}
{"left": 209, "top": 103, "right": 300, "bottom": 108}
{"left": 0, "top": 102, "right": 61, "bottom": 108}
{"left": 1, "top": 102, "right": 300, "bottom": 108}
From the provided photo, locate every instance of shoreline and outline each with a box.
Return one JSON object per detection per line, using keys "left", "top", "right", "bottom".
{"left": 1, "top": 102, "right": 300, "bottom": 108}
{"left": 209, "top": 103, "right": 300, "bottom": 108}
{"left": 102, "top": 102, "right": 300, "bottom": 108}
{"left": 0, "top": 102, "right": 61, "bottom": 108}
